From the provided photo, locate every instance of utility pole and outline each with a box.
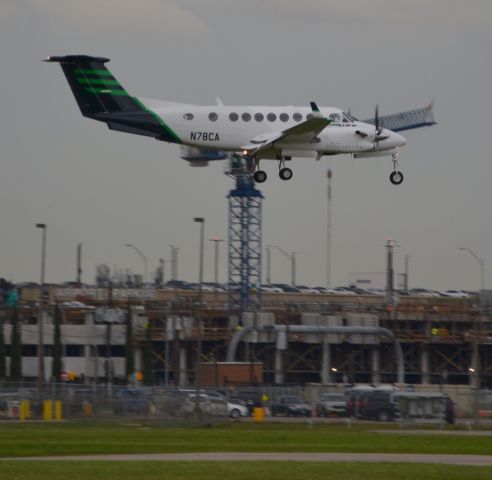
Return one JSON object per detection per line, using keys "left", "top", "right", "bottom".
{"left": 36, "top": 223, "right": 46, "bottom": 393}
{"left": 169, "top": 245, "right": 179, "bottom": 281}
{"left": 76, "top": 242, "right": 83, "bottom": 286}
{"left": 404, "top": 254, "right": 410, "bottom": 294}
{"left": 209, "top": 237, "right": 224, "bottom": 299}
{"left": 193, "top": 218, "right": 205, "bottom": 420}
{"left": 326, "top": 169, "right": 332, "bottom": 287}
{"left": 385, "top": 239, "right": 397, "bottom": 305}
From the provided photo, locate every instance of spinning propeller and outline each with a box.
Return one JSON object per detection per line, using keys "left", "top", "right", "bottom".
{"left": 355, "top": 104, "right": 389, "bottom": 145}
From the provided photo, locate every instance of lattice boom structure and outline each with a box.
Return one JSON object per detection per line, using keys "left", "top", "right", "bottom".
{"left": 227, "top": 170, "right": 263, "bottom": 317}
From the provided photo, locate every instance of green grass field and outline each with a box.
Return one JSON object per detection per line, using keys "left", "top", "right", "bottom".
{"left": 0, "top": 422, "right": 491, "bottom": 457}
{"left": 1, "top": 461, "right": 492, "bottom": 480}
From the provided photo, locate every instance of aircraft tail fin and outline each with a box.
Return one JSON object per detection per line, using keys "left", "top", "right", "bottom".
{"left": 44, "top": 55, "right": 139, "bottom": 117}
{"left": 45, "top": 55, "right": 182, "bottom": 143}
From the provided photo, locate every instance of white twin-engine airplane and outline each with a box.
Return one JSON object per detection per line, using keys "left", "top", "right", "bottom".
{"left": 46, "top": 55, "right": 435, "bottom": 184}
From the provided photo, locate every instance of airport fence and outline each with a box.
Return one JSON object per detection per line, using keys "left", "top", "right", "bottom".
{"left": 0, "top": 382, "right": 490, "bottom": 422}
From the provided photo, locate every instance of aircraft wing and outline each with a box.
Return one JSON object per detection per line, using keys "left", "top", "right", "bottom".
{"left": 242, "top": 107, "right": 331, "bottom": 155}
{"left": 363, "top": 102, "right": 436, "bottom": 132}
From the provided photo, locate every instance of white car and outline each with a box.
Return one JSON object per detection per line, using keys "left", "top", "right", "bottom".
{"left": 441, "top": 290, "right": 470, "bottom": 298}
{"left": 228, "top": 400, "right": 249, "bottom": 419}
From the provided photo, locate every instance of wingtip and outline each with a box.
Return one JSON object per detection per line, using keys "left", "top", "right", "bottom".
{"left": 310, "top": 101, "right": 320, "bottom": 113}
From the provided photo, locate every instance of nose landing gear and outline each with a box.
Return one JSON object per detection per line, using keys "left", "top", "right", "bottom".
{"left": 389, "top": 152, "right": 404, "bottom": 185}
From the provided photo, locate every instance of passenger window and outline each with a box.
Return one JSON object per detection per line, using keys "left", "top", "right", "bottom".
{"left": 242, "top": 112, "right": 251, "bottom": 122}
{"left": 229, "top": 112, "right": 239, "bottom": 122}
{"left": 293, "top": 113, "right": 302, "bottom": 122}
{"left": 306, "top": 113, "right": 314, "bottom": 120}
{"left": 183, "top": 113, "right": 194, "bottom": 120}
{"left": 254, "top": 113, "right": 264, "bottom": 122}
{"left": 267, "top": 113, "right": 276, "bottom": 122}
{"left": 208, "top": 112, "right": 218, "bottom": 121}
{"left": 279, "top": 113, "right": 289, "bottom": 122}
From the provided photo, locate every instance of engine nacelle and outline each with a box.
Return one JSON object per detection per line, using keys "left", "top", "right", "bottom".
{"left": 353, "top": 148, "right": 397, "bottom": 159}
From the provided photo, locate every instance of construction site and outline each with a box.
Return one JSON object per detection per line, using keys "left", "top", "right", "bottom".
{"left": 1, "top": 107, "right": 491, "bottom": 419}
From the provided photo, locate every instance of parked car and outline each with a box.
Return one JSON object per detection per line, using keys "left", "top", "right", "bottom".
{"left": 229, "top": 389, "right": 264, "bottom": 415}
{"left": 440, "top": 290, "right": 470, "bottom": 298}
{"left": 270, "top": 283, "right": 300, "bottom": 293}
{"left": 200, "top": 390, "right": 249, "bottom": 419}
{"left": 270, "top": 396, "right": 311, "bottom": 417}
{"left": 227, "top": 399, "right": 249, "bottom": 419}
{"left": 182, "top": 393, "right": 228, "bottom": 417}
{"left": 359, "top": 389, "right": 398, "bottom": 421}
{"left": 316, "top": 393, "right": 347, "bottom": 417}
{"left": 260, "top": 284, "right": 284, "bottom": 293}
{"left": 346, "top": 385, "right": 375, "bottom": 418}
{"left": 113, "top": 387, "right": 149, "bottom": 415}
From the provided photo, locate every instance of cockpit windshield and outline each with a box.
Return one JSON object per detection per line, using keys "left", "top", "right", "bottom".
{"left": 343, "top": 112, "right": 358, "bottom": 122}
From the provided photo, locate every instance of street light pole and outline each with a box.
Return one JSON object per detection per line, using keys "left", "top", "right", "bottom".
{"left": 194, "top": 218, "right": 205, "bottom": 420}
{"left": 76, "top": 242, "right": 83, "bottom": 286}
{"left": 36, "top": 223, "right": 46, "bottom": 392}
{"left": 266, "top": 247, "right": 271, "bottom": 284}
{"left": 326, "top": 169, "right": 332, "bottom": 287}
{"left": 404, "top": 254, "right": 410, "bottom": 294}
{"left": 169, "top": 245, "right": 179, "bottom": 281}
{"left": 459, "top": 246, "right": 485, "bottom": 427}
{"left": 266, "top": 245, "right": 297, "bottom": 287}
{"left": 125, "top": 244, "right": 148, "bottom": 285}
{"left": 459, "top": 247, "right": 485, "bottom": 291}
{"left": 209, "top": 237, "right": 224, "bottom": 299}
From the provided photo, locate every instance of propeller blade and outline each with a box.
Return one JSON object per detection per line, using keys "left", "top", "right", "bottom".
{"left": 375, "top": 104, "right": 379, "bottom": 134}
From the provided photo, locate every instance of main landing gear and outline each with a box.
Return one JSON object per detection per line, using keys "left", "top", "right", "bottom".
{"left": 253, "top": 170, "right": 267, "bottom": 183}
{"left": 251, "top": 158, "right": 294, "bottom": 183}
{"left": 389, "top": 152, "right": 404, "bottom": 185}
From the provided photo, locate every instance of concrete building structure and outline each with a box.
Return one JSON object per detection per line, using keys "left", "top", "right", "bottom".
{"left": 1, "top": 286, "right": 491, "bottom": 394}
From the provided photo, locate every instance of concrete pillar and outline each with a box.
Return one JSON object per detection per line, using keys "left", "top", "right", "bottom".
{"left": 320, "top": 339, "right": 331, "bottom": 384}
{"left": 371, "top": 348, "right": 381, "bottom": 385}
{"left": 178, "top": 347, "right": 187, "bottom": 387}
{"left": 421, "top": 346, "right": 430, "bottom": 384}
{"left": 274, "top": 349, "right": 284, "bottom": 384}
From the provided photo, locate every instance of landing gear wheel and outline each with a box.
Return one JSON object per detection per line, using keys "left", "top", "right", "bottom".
{"left": 279, "top": 167, "right": 293, "bottom": 181}
{"left": 254, "top": 170, "right": 267, "bottom": 183}
{"left": 389, "top": 170, "right": 404, "bottom": 185}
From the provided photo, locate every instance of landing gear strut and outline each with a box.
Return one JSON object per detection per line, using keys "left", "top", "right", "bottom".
{"left": 250, "top": 157, "right": 294, "bottom": 183}
{"left": 389, "top": 152, "right": 404, "bottom": 185}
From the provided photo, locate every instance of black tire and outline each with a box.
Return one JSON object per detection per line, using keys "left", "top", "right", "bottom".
{"left": 279, "top": 167, "right": 293, "bottom": 181}
{"left": 230, "top": 408, "right": 240, "bottom": 419}
{"left": 390, "top": 170, "right": 404, "bottom": 185}
{"left": 378, "top": 409, "right": 390, "bottom": 422}
{"left": 254, "top": 170, "right": 267, "bottom": 183}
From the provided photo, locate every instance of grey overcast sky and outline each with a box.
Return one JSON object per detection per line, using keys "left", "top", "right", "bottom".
{"left": 1, "top": 0, "right": 491, "bottom": 290}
